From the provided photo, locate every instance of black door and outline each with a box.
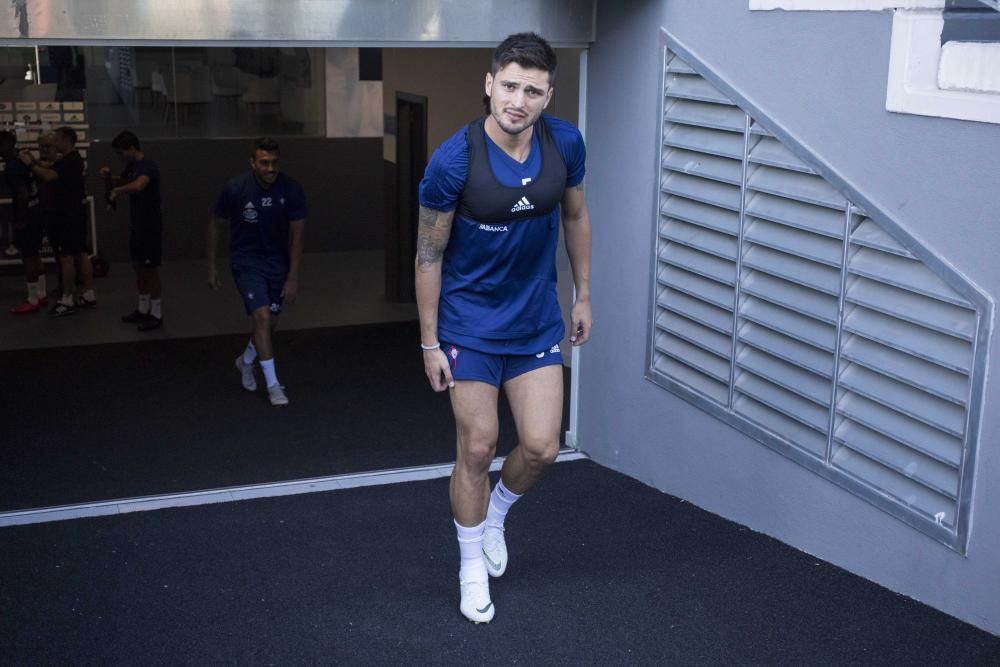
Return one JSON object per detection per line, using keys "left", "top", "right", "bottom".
{"left": 386, "top": 92, "right": 428, "bottom": 302}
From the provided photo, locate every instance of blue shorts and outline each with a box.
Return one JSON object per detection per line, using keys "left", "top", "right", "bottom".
{"left": 231, "top": 265, "right": 286, "bottom": 316}
{"left": 441, "top": 341, "right": 563, "bottom": 387}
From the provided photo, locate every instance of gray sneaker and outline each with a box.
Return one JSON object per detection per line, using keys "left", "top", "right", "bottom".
{"left": 235, "top": 355, "right": 257, "bottom": 392}
{"left": 267, "top": 383, "right": 289, "bottom": 407}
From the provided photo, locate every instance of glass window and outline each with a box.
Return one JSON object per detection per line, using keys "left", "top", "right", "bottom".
{"left": 32, "top": 45, "right": 326, "bottom": 140}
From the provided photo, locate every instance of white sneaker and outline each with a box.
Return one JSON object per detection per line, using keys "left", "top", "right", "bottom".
{"left": 235, "top": 355, "right": 257, "bottom": 391}
{"left": 482, "top": 524, "right": 508, "bottom": 578}
{"left": 459, "top": 579, "right": 494, "bottom": 624}
{"left": 267, "top": 383, "right": 289, "bottom": 407}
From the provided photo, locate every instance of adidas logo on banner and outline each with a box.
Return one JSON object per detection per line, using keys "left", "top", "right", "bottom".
{"left": 511, "top": 196, "right": 534, "bottom": 213}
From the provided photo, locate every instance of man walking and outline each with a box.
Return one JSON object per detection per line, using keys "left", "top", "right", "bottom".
{"left": 207, "top": 138, "right": 306, "bottom": 407}
{"left": 415, "top": 32, "right": 592, "bottom": 623}
{"left": 100, "top": 131, "right": 164, "bottom": 331}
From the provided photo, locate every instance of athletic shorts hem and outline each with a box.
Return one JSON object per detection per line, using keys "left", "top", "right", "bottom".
{"left": 501, "top": 354, "right": 563, "bottom": 384}
{"left": 451, "top": 373, "right": 503, "bottom": 388}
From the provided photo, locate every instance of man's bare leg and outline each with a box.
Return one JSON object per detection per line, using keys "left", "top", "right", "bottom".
{"left": 500, "top": 364, "right": 563, "bottom": 493}
{"left": 480, "top": 364, "right": 563, "bottom": 579}
{"left": 450, "top": 380, "right": 500, "bottom": 525}
{"left": 449, "top": 379, "right": 500, "bottom": 623}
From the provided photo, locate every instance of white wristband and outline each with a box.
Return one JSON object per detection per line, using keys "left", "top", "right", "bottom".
{"left": 420, "top": 342, "right": 441, "bottom": 351}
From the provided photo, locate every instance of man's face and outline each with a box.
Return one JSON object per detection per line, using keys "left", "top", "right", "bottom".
{"left": 114, "top": 147, "right": 137, "bottom": 163}
{"left": 485, "top": 63, "right": 554, "bottom": 137}
{"left": 250, "top": 149, "right": 279, "bottom": 185}
{"left": 54, "top": 134, "right": 73, "bottom": 155}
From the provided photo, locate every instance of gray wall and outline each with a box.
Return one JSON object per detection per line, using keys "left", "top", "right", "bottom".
{"left": 88, "top": 137, "right": 383, "bottom": 263}
{"left": 581, "top": 1, "right": 1000, "bottom": 634}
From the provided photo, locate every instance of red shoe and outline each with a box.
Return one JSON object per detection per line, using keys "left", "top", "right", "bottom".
{"left": 11, "top": 300, "right": 41, "bottom": 314}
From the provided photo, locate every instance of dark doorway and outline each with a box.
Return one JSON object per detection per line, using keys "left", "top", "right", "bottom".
{"left": 386, "top": 92, "right": 428, "bottom": 302}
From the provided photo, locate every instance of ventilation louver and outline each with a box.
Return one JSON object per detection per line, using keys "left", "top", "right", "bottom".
{"left": 649, "top": 42, "right": 990, "bottom": 552}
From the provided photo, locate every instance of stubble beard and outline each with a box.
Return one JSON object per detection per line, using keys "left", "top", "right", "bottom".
{"left": 490, "top": 98, "right": 540, "bottom": 137}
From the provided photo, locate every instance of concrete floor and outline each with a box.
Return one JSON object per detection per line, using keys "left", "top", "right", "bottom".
{"left": 0, "top": 250, "right": 418, "bottom": 352}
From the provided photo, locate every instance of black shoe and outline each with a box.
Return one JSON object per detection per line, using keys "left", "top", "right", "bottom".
{"left": 137, "top": 316, "right": 163, "bottom": 331}
{"left": 122, "top": 309, "right": 147, "bottom": 323}
{"left": 48, "top": 302, "right": 77, "bottom": 317}
{"left": 76, "top": 295, "right": 97, "bottom": 308}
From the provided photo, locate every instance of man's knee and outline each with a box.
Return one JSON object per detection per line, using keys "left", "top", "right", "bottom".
{"left": 252, "top": 308, "right": 272, "bottom": 329}
{"left": 519, "top": 432, "right": 560, "bottom": 469}
{"left": 457, "top": 423, "right": 499, "bottom": 471}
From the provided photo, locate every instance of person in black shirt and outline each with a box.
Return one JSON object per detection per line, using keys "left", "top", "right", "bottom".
{"left": 0, "top": 131, "right": 47, "bottom": 314}
{"left": 20, "top": 125, "right": 94, "bottom": 317}
{"left": 100, "top": 131, "right": 164, "bottom": 331}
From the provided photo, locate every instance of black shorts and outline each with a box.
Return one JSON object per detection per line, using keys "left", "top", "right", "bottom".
{"left": 49, "top": 212, "right": 87, "bottom": 255}
{"left": 13, "top": 214, "right": 44, "bottom": 256}
{"left": 130, "top": 222, "right": 163, "bottom": 267}
{"left": 231, "top": 264, "right": 287, "bottom": 315}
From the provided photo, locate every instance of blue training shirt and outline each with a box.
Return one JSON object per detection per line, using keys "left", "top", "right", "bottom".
{"left": 419, "top": 114, "right": 586, "bottom": 354}
{"left": 213, "top": 172, "right": 307, "bottom": 272}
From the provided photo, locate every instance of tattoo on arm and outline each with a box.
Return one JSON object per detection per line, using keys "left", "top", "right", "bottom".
{"left": 416, "top": 206, "right": 452, "bottom": 268}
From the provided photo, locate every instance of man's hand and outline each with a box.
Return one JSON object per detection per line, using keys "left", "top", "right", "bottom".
{"left": 18, "top": 150, "right": 34, "bottom": 166}
{"left": 570, "top": 299, "right": 592, "bottom": 346}
{"left": 207, "top": 265, "right": 221, "bottom": 289}
{"left": 281, "top": 276, "right": 299, "bottom": 304}
{"left": 423, "top": 348, "right": 454, "bottom": 392}
{"left": 108, "top": 189, "right": 119, "bottom": 202}
{"left": 98, "top": 166, "right": 111, "bottom": 178}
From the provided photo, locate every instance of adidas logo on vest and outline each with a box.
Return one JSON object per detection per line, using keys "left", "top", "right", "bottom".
{"left": 510, "top": 196, "right": 534, "bottom": 213}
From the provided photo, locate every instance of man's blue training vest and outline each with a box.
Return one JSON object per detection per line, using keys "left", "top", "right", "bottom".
{"left": 438, "top": 116, "right": 567, "bottom": 353}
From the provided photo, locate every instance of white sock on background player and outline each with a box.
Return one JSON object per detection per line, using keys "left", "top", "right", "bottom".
{"left": 260, "top": 358, "right": 279, "bottom": 388}
{"left": 150, "top": 299, "right": 162, "bottom": 320}
{"left": 138, "top": 294, "right": 150, "bottom": 314}
{"left": 243, "top": 340, "right": 256, "bottom": 365}
{"left": 26, "top": 282, "right": 39, "bottom": 305}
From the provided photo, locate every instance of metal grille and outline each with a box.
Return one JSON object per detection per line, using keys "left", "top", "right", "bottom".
{"left": 648, "top": 42, "right": 991, "bottom": 552}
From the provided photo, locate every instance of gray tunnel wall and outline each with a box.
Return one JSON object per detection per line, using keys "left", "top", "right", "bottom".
{"left": 580, "top": 0, "right": 1000, "bottom": 634}
{"left": 86, "top": 137, "right": 384, "bottom": 264}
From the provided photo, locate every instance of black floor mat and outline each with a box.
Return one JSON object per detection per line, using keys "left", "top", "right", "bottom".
{"left": 1, "top": 460, "right": 997, "bottom": 664}
{"left": 1, "top": 321, "right": 570, "bottom": 511}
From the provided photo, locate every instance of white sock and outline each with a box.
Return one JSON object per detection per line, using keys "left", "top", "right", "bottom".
{"left": 82, "top": 288, "right": 95, "bottom": 301}
{"left": 260, "top": 358, "right": 279, "bottom": 388}
{"left": 150, "top": 299, "right": 162, "bottom": 319}
{"left": 242, "top": 340, "right": 257, "bottom": 365}
{"left": 455, "top": 520, "right": 488, "bottom": 583}
{"left": 26, "top": 282, "right": 39, "bottom": 305}
{"left": 138, "top": 294, "right": 151, "bottom": 314}
{"left": 37, "top": 273, "right": 46, "bottom": 294}
{"left": 60, "top": 294, "right": 74, "bottom": 307}
{"left": 485, "top": 479, "right": 522, "bottom": 529}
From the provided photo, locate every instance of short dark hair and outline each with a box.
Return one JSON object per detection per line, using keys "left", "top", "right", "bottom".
{"left": 55, "top": 126, "right": 77, "bottom": 146}
{"left": 252, "top": 137, "right": 280, "bottom": 158}
{"left": 111, "top": 130, "right": 141, "bottom": 151}
{"left": 491, "top": 32, "right": 557, "bottom": 86}
{"left": 0, "top": 130, "right": 15, "bottom": 149}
